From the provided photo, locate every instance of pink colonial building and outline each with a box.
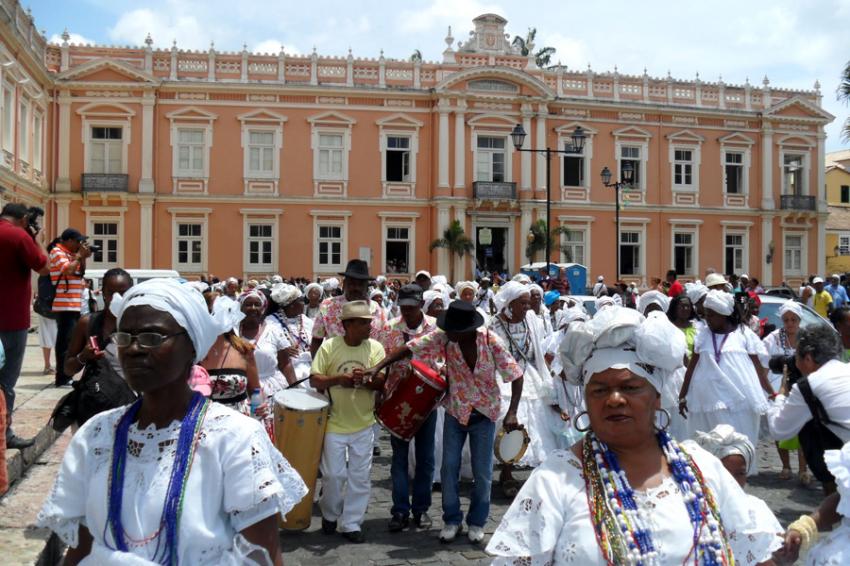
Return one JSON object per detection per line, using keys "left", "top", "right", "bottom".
{"left": 0, "top": 6, "right": 835, "bottom": 287}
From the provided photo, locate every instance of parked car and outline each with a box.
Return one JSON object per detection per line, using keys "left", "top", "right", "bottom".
{"left": 762, "top": 286, "right": 798, "bottom": 300}
{"left": 86, "top": 269, "right": 182, "bottom": 310}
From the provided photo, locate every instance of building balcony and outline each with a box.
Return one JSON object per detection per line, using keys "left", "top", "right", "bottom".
{"left": 779, "top": 195, "right": 816, "bottom": 211}
{"left": 473, "top": 181, "right": 517, "bottom": 201}
{"left": 81, "top": 173, "right": 129, "bottom": 192}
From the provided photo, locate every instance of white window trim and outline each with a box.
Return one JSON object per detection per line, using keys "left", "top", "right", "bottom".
{"left": 308, "top": 112, "right": 356, "bottom": 196}
{"left": 557, "top": 123, "right": 596, "bottom": 192}
{"left": 32, "top": 110, "right": 43, "bottom": 172}
{"left": 471, "top": 131, "right": 514, "bottom": 183}
{"left": 2, "top": 81, "right": 14, "bottom": 154}
{"left": 238, "top": 110, "right": 287, "bottom": 195}
{"left": 168, "top": 208, "right": 211, "bottom": 274}
{"left": 166, "top": 107, "right": 218, "bottom": 194}
{"left": 669, "top": 144, "right": 701, "bottom": 193}
{"left": 782, "top": 230, "right": 807, "bottom": 278}
{"left": 379, "top": 131, "right": 419, "bottom": 188}
{"left": 311, "top": 211, "right": 351, "bottom": 275}
{"left": 721, "top": 224, "right": 750, "bottom": 276}
{"left": 18, "top": 97, "right": 29, "bottom": 164}
{"left": 242, "top": 214, "right": 280, "bottom": 274}
{"left": 82, "top": 206, "right": 127, "bottom": 269}
{"left": 779, "top": 150, "right": 811, "bottom": 196}
{"left": 839, "top": 233, "right": 850, "bottom": 255}
{"left": 670, "top": 225, "right": 700, "bottom": 278}
{"left": 83, "top": 120, "right": 131, "bottom": 174}
{"left": 558, "top": 221, "right": 591, "bottom": 280}
{"left": 720, "top": 146, "right": 751, "bottom": 196}
{"left": 619, "top": 223, "right": 647, "bottom": 279}
{"left": 615, "top": 140, "right": 649, "bottom": 192}
{"left": 379, "top": 212, "right": 419, "bottom": 277}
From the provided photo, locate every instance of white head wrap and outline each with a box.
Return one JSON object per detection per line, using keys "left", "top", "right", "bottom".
{"left": 185, "top": 280, "right": 209, "bottom": 294}
{"left": 556, "top": 306, "right": 588, "bottom": 330}
{"left": 703, "top": 290, "right": 734, "bottom": 316}
{"left": 212, "top": 295, "right": 246, "bottom": 334}
{"left": 824, "top": 442, "right": 850, "bottom": 516}
{"left": 271, "top": 283, "right": 302, "bottom": 307}
{"left": 611, "top": 293, "right": 623, "bottom": 307}
{"left": 694, "top": 424, "right": 756, "bottom": 475}
{"left": 455, "top": 281, "right": 478, "bottom": 297}
{"left": 637, "top": 290, "right": 671, "bottom": 316}
{"left": 270, "top": 275, "right": 283, "bottom": 284}
{"left": 375, "top": 275, "right": 387, "bottom": 284}
{"left": 685, "top": 282, "right": 709, "bottom": 305}
{"left": 305, "top": 282, "right": 323, "bottom": 298}
{"left": 595, "top": 295, "right": 615, "bottom": 311}
{"left": 511, "top": 273, "right": 532, "bottom": 285}
{"left": 494, "top": 281, "right": 531, "bottom": 315}
{"left": 778, "top": 299, "right": 803, "bottom": 320}
{"left": 111, "top": 278, "right": 223, "bottom": 363}
{"left": 432, "top": 275, "right": 448, "bottom": 288}
{"left": 423, "top": 290, "right": 443, "bottom": 312}
{"left": 529, "top": 283, "right": 544, "bottom": 297}
{"left": 323, "top": 277, "right": 340, "bottom": 291}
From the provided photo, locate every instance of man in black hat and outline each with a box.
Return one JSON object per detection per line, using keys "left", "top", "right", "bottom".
{"left": 378, "top": 284, "right": 439, "bottom": 532}
{"left": 311, "top": 259, "right": 387, "bottom": 358}
{"left": 367, "top": 301, "right": 523, "bottom": 545}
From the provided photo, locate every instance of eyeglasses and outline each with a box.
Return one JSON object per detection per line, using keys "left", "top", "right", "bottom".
{"left": 111, "top": 331, "right": 187, "bottom": 348}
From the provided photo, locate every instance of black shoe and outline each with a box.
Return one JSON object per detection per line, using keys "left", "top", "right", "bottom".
{"left": 341, "top": 530, "right": 365, "bottom": 543}
{"left": 373, "top": 445, "right": 381, "bottom": 456}
{"left": 432, "top": 482, "right": 441, "bottom": 492}
{"left": 412, "top": 512, "right": 432, "bottom": 529}
{"left": 6, "top": 435, "right": 35, "bottom": 450}
{"left": 321, "top": 518, "right": 337, "bottom": 534}
{"left": 388, "top": 513, "right": 409, "bottom": 532}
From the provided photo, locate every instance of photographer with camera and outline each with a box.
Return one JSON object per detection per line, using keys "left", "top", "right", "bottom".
{"left": 766, "top": 323, "right": 850, "bottom": 495}
{"left": 48, "top": 228, "right": 93, "bottom": 387}
{"left": 0, "top": 203, "right": 48, "bottom": 449}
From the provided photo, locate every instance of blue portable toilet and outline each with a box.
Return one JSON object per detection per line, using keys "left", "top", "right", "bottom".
{"left": 562, "top": 263, "right": 587, "bottom": 295}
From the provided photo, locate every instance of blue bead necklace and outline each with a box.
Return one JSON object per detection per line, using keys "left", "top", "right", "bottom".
{"left": 105, "top": 391, "right": 209, "bottom": 565}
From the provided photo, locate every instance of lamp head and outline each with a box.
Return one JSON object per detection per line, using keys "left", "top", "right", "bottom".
{"left": 622, "top": 160, "right": 635, "bottom": 184}
{"left": 510, "top": 123, "right": 527, "bottom": 150}
{"left": 600, "top": 166, "right": 612, "bottom": 186}
{"left": 571, "top": 126, "right": 586, "bottom": 153}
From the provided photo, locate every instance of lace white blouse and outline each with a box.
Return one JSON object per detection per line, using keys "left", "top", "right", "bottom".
{"left": 37, "top": 402, "right": 308, "bottom": 565}
{"left": 487, "top": 442, "right": 782, "bottom": 565}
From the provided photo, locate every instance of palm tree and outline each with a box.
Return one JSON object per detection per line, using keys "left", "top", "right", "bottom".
{"left": 524, "top": 219, "right": 573, "bottom": 263}
{"left": 512, "top": 27, "right": 557, "bottom": 68}
{"left": 839, "top": 60, "right": 850, "bottom": 141}
{"left": 430, "top": 220, "right": 474, "bottom": 283}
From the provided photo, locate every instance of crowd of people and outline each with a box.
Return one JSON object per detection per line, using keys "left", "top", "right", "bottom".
{"left": 1, "top": 208, "right": 850, "bottom": 564}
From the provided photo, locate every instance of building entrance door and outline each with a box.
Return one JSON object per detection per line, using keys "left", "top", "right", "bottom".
{"left": 476, "top": 226, "right": 507, "bottom": 275}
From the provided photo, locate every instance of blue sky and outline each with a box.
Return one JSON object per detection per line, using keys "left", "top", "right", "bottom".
{"left": 26, "top": 0, "right": 850, "bottom": 151}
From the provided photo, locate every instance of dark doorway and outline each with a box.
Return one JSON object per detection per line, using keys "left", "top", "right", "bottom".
{"left": 476, "top": 226, "right": 507, "bottom": 275}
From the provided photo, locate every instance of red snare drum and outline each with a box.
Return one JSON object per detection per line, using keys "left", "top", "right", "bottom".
{"left": 376, "top": 359, "right": 447, "bottom": 441}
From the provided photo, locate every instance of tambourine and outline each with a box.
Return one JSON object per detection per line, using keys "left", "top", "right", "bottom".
{"left": 494, "top": 426, "right": 530, "bottom": 465}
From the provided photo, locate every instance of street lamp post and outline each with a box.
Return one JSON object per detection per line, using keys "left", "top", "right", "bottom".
{"left": 510, "top": 124, "right": 586, "bottom": 278}
{"left": 600, "top": 162, "right": 634, "bottom": 283}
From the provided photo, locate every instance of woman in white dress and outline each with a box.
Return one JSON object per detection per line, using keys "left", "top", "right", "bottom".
{"left": 487, "top": 306, "right": 783, "bottom": 565}
{"left": 268, "top": 283, "right": 314, "bottom": 388}
{"left": 37, "top": 278, "right": 307, "bottom": 565}
{"left": 528, "top": 284, "right": 553, "bottom": 338}
{"left": 38, "top": 314, "right": 57, "bottom": 374}
{"left": 304, "top": 282, "right": 324, "bottom": 320}
{"left": 679, "top": 290, "right": 776, "bottom": 468}
{"left": 762, "top": 299, "right": 810, "bottom": 484}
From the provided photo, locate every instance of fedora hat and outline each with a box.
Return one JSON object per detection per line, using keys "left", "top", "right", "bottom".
{"left": 437, "top": 301, "right": 484, "bottom": 333}
{"left": 338, "top": 259, "right": 372, "bottom": 281}
{"left": 341, "top": 300, "right": 373, "bottom": 321}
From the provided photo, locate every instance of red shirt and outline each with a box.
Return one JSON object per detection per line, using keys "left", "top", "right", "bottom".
{"left": 0, "top": 218, "right": 47, "bottom": 331}
{"left": 668, "top": 279, "right": 684, "bottom": 298}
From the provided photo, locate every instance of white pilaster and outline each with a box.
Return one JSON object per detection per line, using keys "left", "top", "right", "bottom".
{"left": 761, "top": 126, "right": 774, "bottom": 210}
{"left": 817, "top": 132, "right": 827, "bottom": 212}
{"left": 139, "top": 197, "right": 154, "bottom": 268}
{"left": 453, "top": 100, "right": 466, "bottom": 189}
{"left": 56, "top": 90, "right": 71, "bottom": 192}
{"left": 535, "top": 105, "right": 548, "bottom": 190}
{"left": 170, "top": 42, "right": 178, "bottom": 81}
{"left": 56, "top": 198, "right": 69, "bottom": 231}
{"left": 520, "top": 104, "right": 533, "bottom": 191}
{"left": 438, "top": 100, "right": 450, "bottom": 188}
{"left": 139, "top": 93, "right": 155, "bottom": 193}
{"left": 761, "top": 218, "right": 773, "bottom": 286}
{"left": 207, "top": 45, "right": 216, "bottom": 82}
{"left": 453, "top": 204, "right": 467, "bottom": 280}
{"left": 818, "top": 217, "right": 826, "bottom": 277}
{"left": 436, "top": 204, "right": 451, "bottom": 275}
{"left": 520, "top": 203, "right": 534, "bottom": 262}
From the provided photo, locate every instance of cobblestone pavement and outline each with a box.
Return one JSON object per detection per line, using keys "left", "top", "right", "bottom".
{"left": 278, "top": 431, "right": 825, "bottom": 565}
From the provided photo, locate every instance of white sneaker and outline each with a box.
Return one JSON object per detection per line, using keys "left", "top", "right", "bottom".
{"left": 439, "top": 523, "right": 461, "bottom": 543}
{"left": 468, "top": 525, "right": 485, "bottom": 544}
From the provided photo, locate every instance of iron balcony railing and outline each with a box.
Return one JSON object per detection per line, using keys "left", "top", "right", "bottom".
{"left": 81, "top": 173, "right": 129, "bottom": 192}
{"left": 779, "top": 194, "right": 816, "bottom": 211}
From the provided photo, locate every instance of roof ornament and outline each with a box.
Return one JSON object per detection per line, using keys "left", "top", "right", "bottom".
{"left": 762, "top": 75, "right": 770, "bottom": 86}
{"left": 61, "top": 28, "right": 70, "bottom": 45}
{"left": 814, "top": 79, "right": 821, "bottom": 93}
{"left": 445, "top": 26, "right": 454, "bottom": 49}
{"left": 144, "top": 33, "right": 153, "bottom": 47}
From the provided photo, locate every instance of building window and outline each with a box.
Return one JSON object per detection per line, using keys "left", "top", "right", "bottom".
{"left": 784, "top": 234, "right": 803, "bottom": 274}
{"left": 176, "top": 222, "right": 204, "bottom": 270}
{"left": 317, "top": 133, "right": 344, "bottom": 179}
{"left": 841, "top": 185, "right": 850, "bottom": 204}
{"left": 673, "top": 232, "right": 695, "bottom": 275}
{"left": 18, "top": 101, "right": 28, "bottom": 163}
{"left": 620, "top": 145, "right": 641, "bottom": 187}
{"left": 385, "top": 226, "right": 410, "bottom": 274}
{"left": 2, "top": 85, "right": 13, "bottom": 153}
{"left": 725, "top": 152, "right": 744, "bottom": 194}
{"left": 247, "top": 223, "right": 274, "bottom": 269}
{"left": 562, "top": 147, "right": 584, "bottom": 187}
{"left": 247, "top": 131, "right": 275, "bottom": 176}
{"left": 385, "top": 136, "right": 411, "bottom": 182}
{"left": 176, "top": 128, "right": 205, "bottom": 176}
{"left": 673, "top": 149, "right": 693, "bottom": 187}
{"left": 90, "top": 222, "right": 119, "bottom": 266}
{"left": 89, "top": 127, "right": 123, "bottom": 174}
{"left": 620, "top": 231, "right": 641, "bottom": 275}
{"left": 33, "top": 112, "right": 42, "bottom": 171}
{"left": 476, "top": 136, "right": 506, "bottom": 182}
{"left": 561, "top": 228, "right": 585, "bottom": 265}
{"left": 725, "top": 233, "right": 745, "bottom": 275}
{"left": 318, "top": 225, "right": 343, "bottom": 268}
{"left": 840, "top": 235, "right": 850, "bottom": 255}
{"left": 783, "top": 154, "right": 804, "bottom": 195}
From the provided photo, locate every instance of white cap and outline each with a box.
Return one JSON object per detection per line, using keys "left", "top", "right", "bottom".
{"left": 705, "top": 273, "right": 728, "bottom": 288}
{"left": 740, "top": 273, "right": 749, "bottom": 280}
{"left": 813, "top": 276, "right": 824, "bottom": 284}
{"left": 832, "top": 273, "right": 841, "bottom": 279}
{"left": 415, "top": 270, "right": 432, "bottom": 279}
{"left": 597, "top": 275, "right": 604, "bottom": 282}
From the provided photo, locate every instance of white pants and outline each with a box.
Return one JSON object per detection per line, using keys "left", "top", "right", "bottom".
{"left": 319, "top": 426, "right": 374, "bottom": 532}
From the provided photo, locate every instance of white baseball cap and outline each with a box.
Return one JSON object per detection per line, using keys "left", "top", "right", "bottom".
{"left": 813, "top": 276, "right": 824, "bottom": 284}
{"left": 597, "top": 275, "right": 604, "bottom": 282}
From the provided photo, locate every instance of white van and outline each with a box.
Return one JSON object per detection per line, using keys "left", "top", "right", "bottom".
{"left": 86, "top": 269, "right": 182, "bottom": 310}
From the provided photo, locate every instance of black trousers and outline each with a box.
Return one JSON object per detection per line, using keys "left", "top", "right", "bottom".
{"left": 54, "top": 311, "right": 80, "bottom": 386}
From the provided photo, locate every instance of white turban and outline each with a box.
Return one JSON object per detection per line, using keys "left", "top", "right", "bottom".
{"left": 271, "top": 275, "right": 283, "bottom": 284}
{"left": 432, "top": 275, "right": 448, "bottom": 287}
{"left": 694, "top": 424, "right": 756, "bottom": 475}
{"left": 185, "top": 280, "right": 209, "bottom": 294}
{"left": 375, "top": 275, "right": 387, "bottom": 284}
{"left": 423, "top": 290, "right": 443, "bottom": 312}
{"left": 323, "top": 277, "right": 340, "bottom": 291}
{"left": 824, "top": 442, "right": 850, "bottom": 516}
{"left": 455, "top": 281, "right": 478, "bottom": 296}
{"left": 685, "top": 282, "right": 709, "bottom": 305}
{"left": 111, "top": 278, "right": 223, "bottom": 363}
{"left": 595, "top": 296, "right": 615, "bottom": 311}
{"left": 511, "top": 273, "right": 531, "bottom": 285}
{"left": 529, "top": 283, "right": 544, "bottom": 297}
{"left": 637, "top": 290, "right": 670, "bottom": 316}
{"left": 778, "top": 299, "right": 803, "bottom": 320}
{"left": 556, "top": 306, "right": 588, "bottom": 329}
{"left": 305, "top": 282, "right": 323, "bottom": 298}
{"left": 212, "top": 295, "right": 246, "bottom": 334}
{"left": 494, "top": 281, "right": 531, "bottom": 315}
{"left": 704, "top": 290, "right": 734, "bottom": 316}
{"left": 271, "top": 283, "right": 302, "bottom": 307}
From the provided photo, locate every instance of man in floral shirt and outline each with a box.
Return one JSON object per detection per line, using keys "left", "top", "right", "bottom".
{"left": 379, "top": 284, "right": 438, "bottom": 533}
{"left": 368, "top": 301, "right": 523, "bottom": 545}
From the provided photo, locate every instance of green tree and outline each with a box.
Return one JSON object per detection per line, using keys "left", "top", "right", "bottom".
{"left": 839, "top": 60, "right": 850, "bottom": 141}
{"left": 429, "top": 219, "right": 474, "bottom": 284}
{"left": 512, "top": 27, "right": 557, "bottom": 68}
{"left": 524, "top": 219, "right": 573, "bottom": 263}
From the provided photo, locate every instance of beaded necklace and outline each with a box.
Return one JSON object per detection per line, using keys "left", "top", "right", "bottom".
{"left": 105, "top": 391, "right": 209, "bottom": 565}
{"left": 582, "top": 431, "right": 733, "bottom": 566}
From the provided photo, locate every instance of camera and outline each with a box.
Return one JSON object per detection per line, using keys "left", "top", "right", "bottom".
{"left": 85, "top": 242, "right": 102, "bottom": 255}
{"left": 26, "top": 206, "right": 44, "bottom": 233}
{"left": 768, "top": 354, "right": 802, "bottom": 386}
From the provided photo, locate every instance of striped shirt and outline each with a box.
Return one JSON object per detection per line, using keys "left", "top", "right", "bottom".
{"left": 49, "top": 243, "right": 84, "bottom": 312}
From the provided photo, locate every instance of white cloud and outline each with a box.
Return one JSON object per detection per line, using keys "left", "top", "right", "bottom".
{"left": 48, "top": 32, "right": 94, "bottom": 46}
{"left": 397, "top": 0, "right": 505, "bottom": 34}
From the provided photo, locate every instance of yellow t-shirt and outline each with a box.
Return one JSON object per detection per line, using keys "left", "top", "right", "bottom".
{"left": 310, "top": 336, "right": 386, "bottom": 434}
{"left": 813, "top": 290, "right": 833, "bottom": 318}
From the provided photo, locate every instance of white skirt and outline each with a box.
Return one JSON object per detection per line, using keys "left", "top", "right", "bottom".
{"left": 38, "top": 315, "right": 57, "bottom": 348}
{"left": 806, "top": 518, "right": 850, "bottom": 565}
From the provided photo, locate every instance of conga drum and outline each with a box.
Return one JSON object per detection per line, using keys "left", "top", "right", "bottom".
{"left": 273, "top": 389, "right": 329, "bottom": 530}
{"left": 376, "top": 359, "right": 447, "bottom": 441}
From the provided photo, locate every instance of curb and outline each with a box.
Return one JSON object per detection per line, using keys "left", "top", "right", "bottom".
{"left": 6, "top": 424, "right": 61, "bottom": 490}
